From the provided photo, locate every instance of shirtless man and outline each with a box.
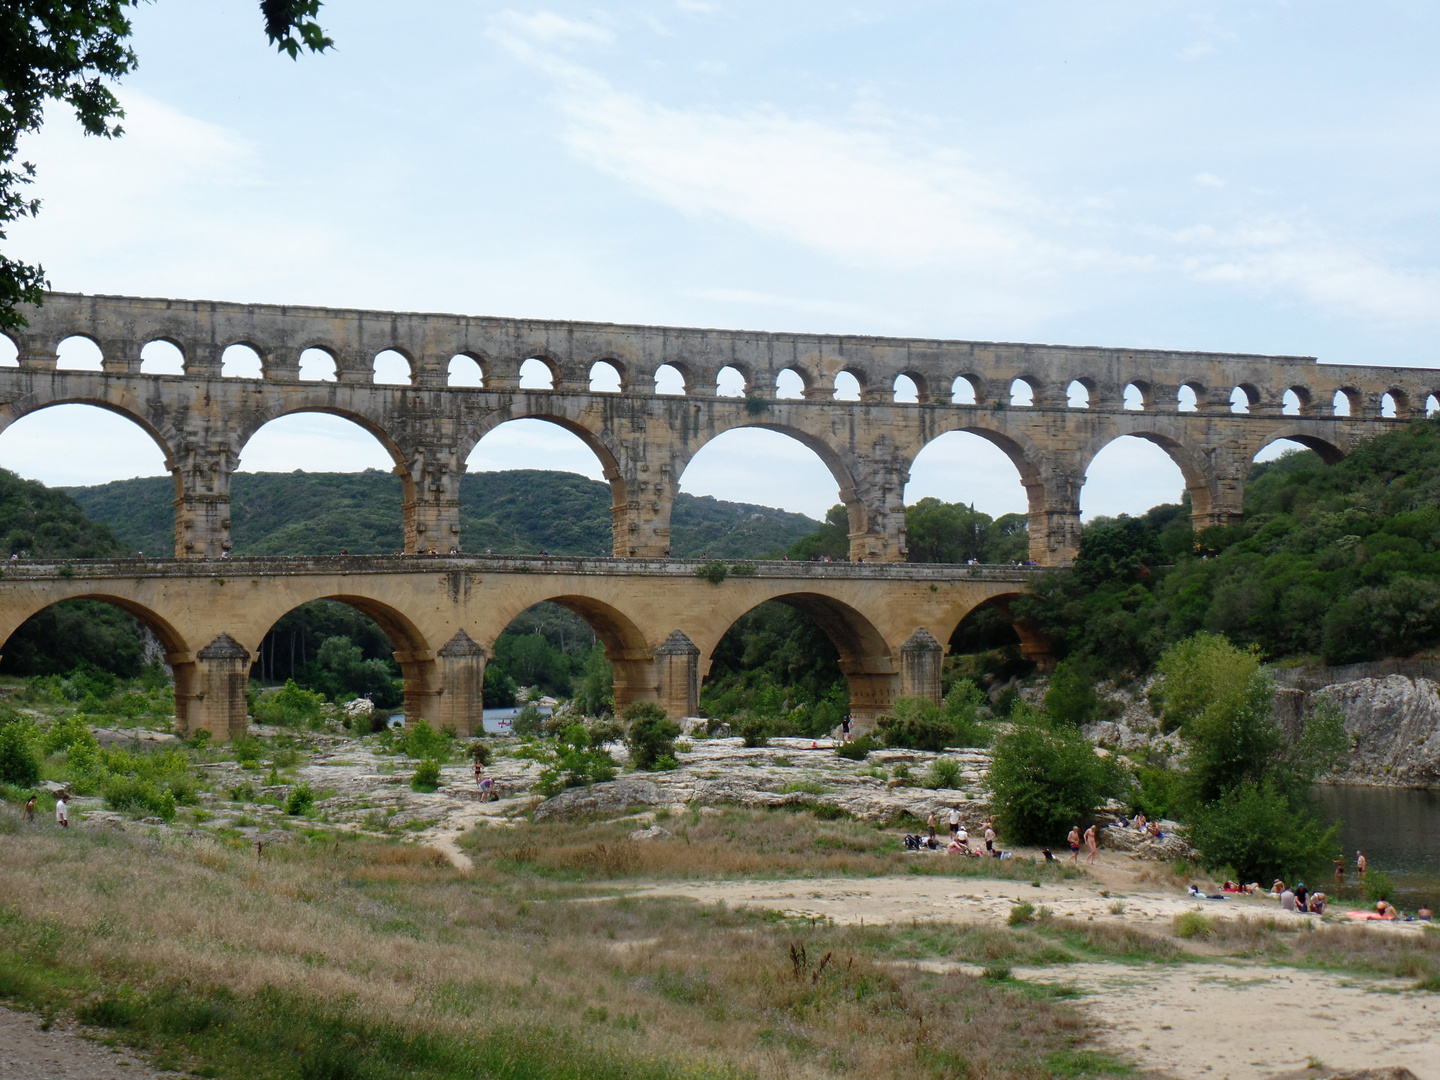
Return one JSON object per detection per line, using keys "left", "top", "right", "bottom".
{"left": 1356, "top": 850, "right": 1367, "bottom": 879}
{"left": 1067, "top": 826, "right": 1081, "bottom": 863}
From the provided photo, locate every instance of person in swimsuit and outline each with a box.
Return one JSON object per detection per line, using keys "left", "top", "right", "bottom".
{"left": 1356, "top": 850, "right": 1367, "bottom": 879}
{"left": 1084, "top": 824, "right": 1098, "bottom": 865}
{"left": 1067, "top": 826, "right": 1081, "bottom": 862}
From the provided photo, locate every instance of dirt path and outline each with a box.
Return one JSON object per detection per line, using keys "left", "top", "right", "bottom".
{"left": 626, "top": 872, "right": 1436, "bottom": 1080}
{"left": 0, "top": 1006, "right": 165, "bottom": 1079}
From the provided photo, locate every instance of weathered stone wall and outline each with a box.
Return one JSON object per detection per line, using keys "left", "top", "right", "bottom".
{"left": 1, "top": 291, "right": 1428, "bottom": 565}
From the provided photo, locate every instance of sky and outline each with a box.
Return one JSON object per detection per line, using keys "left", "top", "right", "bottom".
{"left": 3, "top": 1, "right": 1439, "bottom": 523}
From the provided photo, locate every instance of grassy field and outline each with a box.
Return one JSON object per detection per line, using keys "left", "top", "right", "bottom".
{"left": 0, "top": 815, "right": 1130, "bottom": 1080}
{"left": 459, "top": 807, "right": 1088, "bottom": 884}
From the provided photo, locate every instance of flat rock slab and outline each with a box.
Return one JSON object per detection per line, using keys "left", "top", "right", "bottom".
{"left": 0, "top": 1006, "right": 164, "bottom": 1079}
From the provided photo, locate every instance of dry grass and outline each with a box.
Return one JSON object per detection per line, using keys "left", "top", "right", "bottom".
{"left": 1168, "top": 914, "right": 1440, "bottom": 982}
{"left": 462, "top": 807, "right": 1084, "bottom": 885}
{"left": 0, "top": 819, "right": 1121, "bottom": 1080}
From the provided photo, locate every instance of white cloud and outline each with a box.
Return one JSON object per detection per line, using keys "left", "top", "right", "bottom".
{"left": 1194, "top": 172, "right": 1225, "bottom": 188}
{"left": 494, "top": 9, "right": 614, "bottom": 45}
{"left": 490, "top": 16, "right": 1060, "bottom": 273}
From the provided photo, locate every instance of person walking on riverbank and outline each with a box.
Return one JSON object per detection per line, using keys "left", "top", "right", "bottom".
{"left": 55, "top": 793, "right": 69, "bottom": 829}
{"left": 1068, "top": 826, "right": 1081, "bottom": 863}
{"left": 1084, "top": 824, "right": 1098, "bottom": 865}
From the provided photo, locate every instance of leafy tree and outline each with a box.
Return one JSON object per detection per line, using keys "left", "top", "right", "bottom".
{"left": 571, "top": 643, "right": 614, "bottom": 717}
{"left": 904, "top": 498, "right": 1029, "bottom": 564}
{"left": 401, "top": 719, "right": 452, "bottom": 761}
{"left": 787, "top": 504, "right": 851, "bottom": 561}
{"left": 296, "top": 636, "right": 401, "bottom": 707}
{"left": 1043, "top": 659, "right": 1100, "bottom": 727}
{"left": 1, "top": 2, "right": 330, "bottom": 329}
{"left": 1184, "top": 780, "right": 1339, "bottom": 884}
{"left": 987, "top": 706, "right": 1122, "bottom": 845}
{"left": 874, "top": 683, "right": 990, "bottom": 751}
{"left": 483, "top": 664, "right": 517, "bottom": 708}
{"left": 1153, "top": 632, "right": 1260, "bottom": 735}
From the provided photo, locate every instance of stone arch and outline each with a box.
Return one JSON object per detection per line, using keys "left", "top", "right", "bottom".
{"left": 703, "top": 592, "right": 897, "bottom": 724}
{"left": 833, "top": 369, "right": 863, "bottom": 401}
{"left": 951, "top": 375, "right": 980, "bottom": 405}
{"left": 56, "top": 333, "right": 104, "bottom": 371}
{"left": 221, "top": 343, "right": 265, "bottom": 379}
{"left": 937, "top": 593, "right": 1052, "bottom": 673}
{"left": 448, "top": 353, "right": 485, "bottom": 387}
{"left": 1426, "top": 393, "right": 1440, "bottom": 417}
{"left": 247, "top": 592, "right": 438, "bottom": 730}
{"left": 140, "top": 339, "right": 186, "bottom": 375}
{"left": 654, "top": 363, "right": 687, "bottom": 396}
{"left": 0, "top": 331, "right": 17, "bottom": 367}
{"left": 298, "top": 346, "right": 339, "bottom": 382}
{"left": 1123, "top": 381, "right": 1151, "bottom": 411}
{"left": 491, "top": 593, "right": 655, "bottom": 711}
{"left": 1381, "top": 388, "right": 1408, "bottom": 418}
{"left": 1009, "top": 376, "right": 1039, "bottom": 407}
{"left": 0, "top": 395, "right": 178, "bottom": 469}
{"left": 1178, "top": 382, "right": 1204, "bottom": 412}
{"left": 372, "top": 348, "right": 413, "bottom": 386}
{"left": 895, "top": 371, "right": 929, "bottom": 403}
{"left": 1282, "top": 386, "right": 1311, "bottom": 416}
{"left": 0, "top": 592, "right": 209, "bottom": 733}
{"left": 588, "top": 359, "right": 623, "bottom": 393}
{"left": 463, "top": 411, "right": 629, "bottom": 552}
{"left": 675, "top": 420, "right": 866, "bottom": 548}
{"left": 1252, "top": 431, "right": 1346, "bottom": 466}
{"left": 775, "top": 367, "right": 810, "bottom": 400}
{"left": 716, "top": 365, "right": 748, "bottom": 397}
{"left": 1230, "top": 384, "right": 1260, "bottom": 414}
{"left": 1332, "top": 386, "right": 1360, "bottom": 417}
{"left": 519, "top": 355, "right": 559, "bottom": 390}
{"left": 1079, "top": 429, "right": 1213, "bottom": 521}
{"left": 1066, "top": 379, "right": 1093, "bottom": 408}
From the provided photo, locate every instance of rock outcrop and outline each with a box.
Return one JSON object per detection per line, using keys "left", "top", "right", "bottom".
{"left": 1311, "top": 676, "right": 1440, "bottom": 787}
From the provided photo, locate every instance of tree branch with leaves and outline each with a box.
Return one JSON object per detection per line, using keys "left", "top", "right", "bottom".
{"left": 0, "top": 1, "right": 330, "bottom": 331}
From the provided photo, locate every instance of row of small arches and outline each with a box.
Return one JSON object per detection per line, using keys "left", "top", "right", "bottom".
{"left": 7, "top": 337, "right": 1438, "bottom": 419}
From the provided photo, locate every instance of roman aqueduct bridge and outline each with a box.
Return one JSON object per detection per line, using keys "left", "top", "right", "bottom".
{"left": 0, "top": 292, "right": 1433, "bottom": 739}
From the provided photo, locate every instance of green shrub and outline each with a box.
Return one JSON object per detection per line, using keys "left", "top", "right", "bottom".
{"left": 467, "top": 741, "right": 491, "bottom": 766}
{"left": 0, "top": 723, "right": 40, "bottom": 787}
{"left": 736, "top": 715, "right": 771, "bottom": 748}
{"left": 695, "top": 561, "right": 728, "bottom": 584}
{"left": 252, "top": 680, "right": 326, "bottom": 728}
{"left": 925, "top": 757, "right": 963, "bottom": 790}
{"left": 232, "top": 737, "right": 262, "bottom": 767}
{"left": 102, "top": 774, "right": 176, "bottom": 820}
{"left": 1008, "top": 902, "right": 1036, "bottom": 926}
{"left": 1173, "top": 912, "right": 1213, "bottom": 939}
{"left": 1364, "top": 870, "right": 1397, "bottom": 903}
{"left": 43, "top": 713, "right": 96, "bottom": 754}
{"left": 410, "top": 760, "right": 442, "bottom": 793}
{"left": 535, "top": 725, "right": 618, "bottom": 796}
{"left": 875, "top": 689, "right": 991, "bottom": 751}
{"left": 1128, "top": 765, "right": 1181, "bottom": 821}
{"left": 651, "top": 754, "right": 679, "bottom": 772}
{"left": 586, "top": 717, "right": 624, "bottom": 746}
{"left": 286, "top": 783, "right": 317, "bottom": 814}
{"left": 510, "top": 702, "right": 545, "bottom": 737}
{"left": 988, "top": 711, "right": 1123, "bottom": 844}
{"left": 402, "top": 719, "right": 452, "bottom": 761}
{"left": 623, "top": 703, "right": 679, "bottom": 771}
{"left": 835, "top": 735, "right": 876, "bottom": 760}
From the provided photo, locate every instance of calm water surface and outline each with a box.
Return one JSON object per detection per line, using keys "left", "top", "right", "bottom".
{"left": 1316, "top": 784, "right": 1440, "bottom": 913}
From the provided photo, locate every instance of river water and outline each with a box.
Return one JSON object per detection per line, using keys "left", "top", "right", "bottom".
{"left": 1316, "top": 784, "right": 1440, "bottom": 913}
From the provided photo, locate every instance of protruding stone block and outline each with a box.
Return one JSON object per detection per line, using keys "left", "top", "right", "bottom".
{"left": 436, "top": 630, "right": 486, "bottom": 736}
{"left": 187, "top": 634, "right": 252, "bottom": 741}
{"left": 899, "top": 627, "right": 944, "bottom": 704}
{"left": 654, "top": 630, "right": 700, "bottom": 719}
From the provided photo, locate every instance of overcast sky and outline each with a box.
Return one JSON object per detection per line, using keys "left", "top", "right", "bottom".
{"left": 3, "top": 1, "right": 1438, "bottom": 522}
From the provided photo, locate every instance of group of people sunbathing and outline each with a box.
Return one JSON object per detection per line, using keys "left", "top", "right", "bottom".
{"left": 1121, "top": 811, "right": 1165, "bottom": 839}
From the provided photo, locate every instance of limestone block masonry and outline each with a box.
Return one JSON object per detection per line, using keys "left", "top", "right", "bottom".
{"left": 4, "top": 292, "right": 1433, "bottom": 565}
{"left": 0, "top": 557, "right": 1039, "bottom": 741}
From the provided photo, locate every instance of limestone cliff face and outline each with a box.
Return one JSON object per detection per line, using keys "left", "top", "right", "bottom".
{"left": 1311, "top": 676, "right": 1440, "bottom": 788}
